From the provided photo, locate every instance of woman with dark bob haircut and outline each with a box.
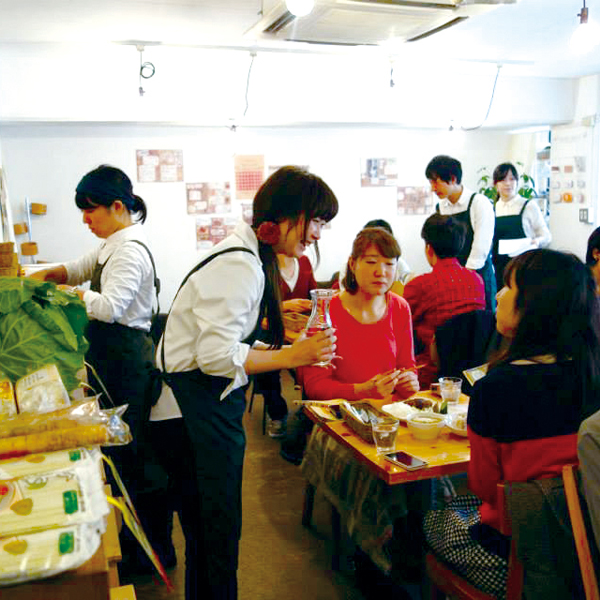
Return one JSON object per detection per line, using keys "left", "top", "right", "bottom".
{"left": 149, "top": 166, "right": 339, "bottom": 600}
{"left": 300, "top": 226, "right": 419, "bottom": 401}
{"left": 425, "top": 249, "right": 600, "bottom": 598}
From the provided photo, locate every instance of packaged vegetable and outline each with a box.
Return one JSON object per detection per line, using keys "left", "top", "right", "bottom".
{"left": 0, "top": 380, "right": 16, "bottom": 422}
{"left": 0, "top": 399, "right": 131, "bottom": 459}
{"left": 15, "top": 365, "right": 71, "bottom": 415}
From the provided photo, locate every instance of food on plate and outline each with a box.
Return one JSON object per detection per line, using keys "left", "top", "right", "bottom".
{"left": 382, "top": 397, "right": 435, "bottom": 421}
{"left": 382, "top": 402, "right": 417, "bottom": 421}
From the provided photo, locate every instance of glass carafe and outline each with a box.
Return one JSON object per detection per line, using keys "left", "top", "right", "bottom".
{"left": 305, "top": 288, "right": 335, "bottom": 367}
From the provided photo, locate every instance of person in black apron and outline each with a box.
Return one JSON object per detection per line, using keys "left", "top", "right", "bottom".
{"left": 493, "top": 201, "right": 530, "bottom": 291}
{"left": 149, "top": 166, "right": 339, "bottom": 600}
{"left": 492, "top": 162, "right": 552, "bottom": 291}
{"left": 426, "top": 155, "right": 496, "bottom": 312}
{"left": 27, "top": 165, "right": 171, "bottom": 571}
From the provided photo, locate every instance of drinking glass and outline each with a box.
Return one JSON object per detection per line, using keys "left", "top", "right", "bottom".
{"left": 438, "top": 376, "right": 462, "bottom": 415}
{"left": 371, "top": 416, "right": 400, "bottom": 454}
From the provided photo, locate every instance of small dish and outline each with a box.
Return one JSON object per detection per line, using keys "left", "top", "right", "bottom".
{"left": 406, "top": 412, "right": 446, "bottom": 441}
{"left": 446, "top": 410, "right": 468, "bottom": 437}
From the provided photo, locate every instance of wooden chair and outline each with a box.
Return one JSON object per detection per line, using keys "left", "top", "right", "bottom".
{"left": 426, "top": 482, "right": 524, "bottom": 600}
{"left": 562, "top": 464, "right": 600, "bottom": 600}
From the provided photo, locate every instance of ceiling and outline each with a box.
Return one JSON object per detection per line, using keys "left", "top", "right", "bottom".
{"left": 0, "top": 0, "right": 599, "bottom": 79}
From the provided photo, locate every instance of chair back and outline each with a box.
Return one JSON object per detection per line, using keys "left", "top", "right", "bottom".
{"left": 563, "top": 464, "right": 600, "bottom": 600}
{"left": 434, "top": 309, "right": 497, "bottom": 394}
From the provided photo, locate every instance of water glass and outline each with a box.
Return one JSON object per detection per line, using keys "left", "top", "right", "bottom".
{"left": 371, "top": 417, "right": 399, "bottom": 454}
{"left": 439, "top": 376, "right": 462, "bottom": 415}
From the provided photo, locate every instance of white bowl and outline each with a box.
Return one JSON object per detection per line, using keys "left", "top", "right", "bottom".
{"left": 406, "top": 412, "right": 447, "bottom": 441}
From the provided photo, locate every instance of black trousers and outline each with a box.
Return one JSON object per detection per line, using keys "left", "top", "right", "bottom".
{"left": 154, "top": 370, "right": 246, "bottom": 600}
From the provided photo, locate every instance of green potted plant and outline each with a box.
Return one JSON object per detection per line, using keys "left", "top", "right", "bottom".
{"left": 477, "top": 161, "right": 536, "bottom": 201}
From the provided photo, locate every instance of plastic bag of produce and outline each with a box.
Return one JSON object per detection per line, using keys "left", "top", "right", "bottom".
{"left": 0, "top": 278, "right": 89, "bottom": 394}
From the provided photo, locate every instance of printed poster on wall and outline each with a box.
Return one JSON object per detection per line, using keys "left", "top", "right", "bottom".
{"left": 136, "top": 150, "right": 184, "bottom": 183}
{"left": 550, "top": 124, "right": 593, "bottom": 206}
{"left": 234, "top": 155, "right": 264, "bottom": 200}
{"left": 186, "top": 182, "right": 231, "bottom": 215}
{"left": 361, "top": 158, "right": 398, "bottom": 187}
{"left": 196, "top": 216, "right": 238, "bottom": 249}
{"left": 396, "top": 185, "right": 432, "bottom": 215}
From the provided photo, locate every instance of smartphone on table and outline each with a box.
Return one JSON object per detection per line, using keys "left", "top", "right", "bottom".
{"left": 384, "top": 451, "right": 428, "bottom": 471}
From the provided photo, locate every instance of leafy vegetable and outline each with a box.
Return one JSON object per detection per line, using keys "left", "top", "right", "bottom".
{"left": 0, "top": 278, "right": 89, "bottom": 392}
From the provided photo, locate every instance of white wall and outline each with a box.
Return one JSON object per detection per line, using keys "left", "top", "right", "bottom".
{"left": 549, "top": 75, "right": 600, "bottom": 261}
{"left": 0, "top": 123, "right": 513, "bottom": 308}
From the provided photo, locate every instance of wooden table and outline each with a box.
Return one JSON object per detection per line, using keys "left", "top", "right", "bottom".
{"left": 301, "top": 391, "right": 470, "bottom": 571}
{"left": 304, "top": 392, "right": 470, "bottom": 485}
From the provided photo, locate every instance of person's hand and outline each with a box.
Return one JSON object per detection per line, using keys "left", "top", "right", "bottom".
{"left": 57, "top": 284, "right": 84, "bottom": 300}
{"left": 27, "top": 270, "right": 49, "bottom": 281}
{"left": 289, "top": 327, "right": 336, "bottom": 367}
{"left": 355, "top": 369, "right": 402, "bottom": 399}
{"left": 395, "top": 370, "right": 420, "bottom": 398}
{"left": 282, "top": 298, "right": 312, "bottom": 313}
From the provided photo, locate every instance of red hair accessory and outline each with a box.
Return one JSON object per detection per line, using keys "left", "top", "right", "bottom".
{"left": 256, "top": 221, "right": 280, "bottom": 245}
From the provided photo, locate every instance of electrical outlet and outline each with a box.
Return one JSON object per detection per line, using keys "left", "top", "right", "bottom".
{"left": 580, "top": 208, "right": 589, "bottom": 223}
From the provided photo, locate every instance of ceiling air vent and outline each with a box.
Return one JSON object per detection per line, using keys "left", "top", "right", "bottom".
{"left": 245, "top": 0, "right": 511, "bottom": 47}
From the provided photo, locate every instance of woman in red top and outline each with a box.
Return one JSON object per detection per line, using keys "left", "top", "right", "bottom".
{"left": 300, "top": 227, "right": 419, "bottom": 401}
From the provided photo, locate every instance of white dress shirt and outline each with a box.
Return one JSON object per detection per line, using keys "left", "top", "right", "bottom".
{"left": 494, "top": 195, "right": 551, "bottom": 247}
{"left": 437, "top": 186, "right": 495, "bottom": 271}
{"left": 150, "top": 221, "right": 263, "bottom": 420}
{"left": 64, "top": 223, "right": 154, "bottom": 330}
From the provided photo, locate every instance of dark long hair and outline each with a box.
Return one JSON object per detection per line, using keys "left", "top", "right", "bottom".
{"left": 75, "top": 165, "right": 147, "bottom": 223}
{"left": 252, "top": 166, "right": 339, "bottom": 347}
{"left": 497, "top": 249, "right": 600, "bottom": 418}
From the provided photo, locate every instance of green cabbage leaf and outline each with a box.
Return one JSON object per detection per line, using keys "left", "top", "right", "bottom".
{"left": 0, "top": 277, "right": 89, "bottom": 392}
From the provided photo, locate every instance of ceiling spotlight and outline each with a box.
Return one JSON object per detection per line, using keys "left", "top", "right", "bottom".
{"left": 571, "top": 1, "right": 600, "bottom": 54}
{"left": 286, "top": 0, "right": 315, "bottom": 18}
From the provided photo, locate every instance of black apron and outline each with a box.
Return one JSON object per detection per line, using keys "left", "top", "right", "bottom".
{"left": 492, "top": 200, "right": 530, "bottom": 291}
{"left": 437, "top": 193, "right": 496, "bottom": 312}
{"left": 85, "top": 255, "right": 157, "bottom": 492}
{"left": 156, "top": 246, "right": 258, "bottom": 599}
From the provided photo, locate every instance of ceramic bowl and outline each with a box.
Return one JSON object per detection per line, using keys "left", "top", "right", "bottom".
{"left": 406, "top": 412, "right": 446, "bottom": 441}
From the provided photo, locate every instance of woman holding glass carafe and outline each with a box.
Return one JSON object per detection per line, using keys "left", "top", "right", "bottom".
{"left": 299, "top": 226, "right": 419, "bottom": 400}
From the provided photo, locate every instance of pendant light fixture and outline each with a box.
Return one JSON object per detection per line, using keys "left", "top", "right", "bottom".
{"left": 286, "top": 0, "right": 315, "bottom": 18}
{"left": 570, "top": 0, "right": 600, "bottom": 54}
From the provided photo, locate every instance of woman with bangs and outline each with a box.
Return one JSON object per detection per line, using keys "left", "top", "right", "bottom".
{"left": 299, "top": 226, "right": 419, "bottom": 401}
{"left": 149, "top": 166, "right": 339, "bottom": 600}
{"left": 424, "top": 248, "right": 600, "bottom": 598}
